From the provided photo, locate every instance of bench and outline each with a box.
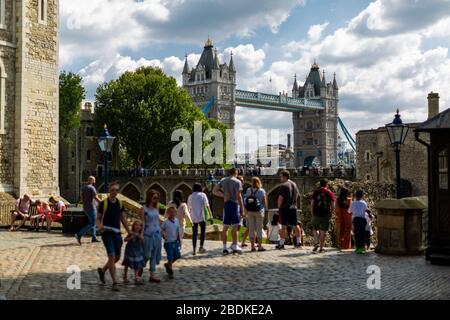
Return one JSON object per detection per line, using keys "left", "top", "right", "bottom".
{"left": 10, "top": 204, "right": 39, "bottom": 230}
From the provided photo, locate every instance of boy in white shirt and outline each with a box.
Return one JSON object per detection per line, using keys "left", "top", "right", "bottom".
{"left": 161, "top": 207, "right": 182, "bottom": 279}
{"left": 349, "top": 190, "right": 371, "bottom": 254}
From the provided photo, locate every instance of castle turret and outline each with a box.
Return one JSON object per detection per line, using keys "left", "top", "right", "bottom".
{"left": 292, "top": 74, "right": 299, "bottom": 97}
{"left": 183, "top": 37, "right": 236, "bottom": 130}
{"left": 229, "top": 52, "right": 235, "bottom": 73}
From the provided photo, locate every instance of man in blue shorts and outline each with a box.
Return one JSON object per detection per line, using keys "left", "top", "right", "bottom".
{"left": 96, "top": 182, "right": 131, "bottom": 292}
{"left": 214, "top": 168, "right": 244, "bottom": 255}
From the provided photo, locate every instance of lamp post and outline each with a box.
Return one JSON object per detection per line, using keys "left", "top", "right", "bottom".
{"left": 386, "top": 109, "right": 409, "bottom": 199}
{"left": 206, "top": 173, "right": 219, "bottom": 223}
{"left": 98, "top": 125, "right": 116, "bottom": 193}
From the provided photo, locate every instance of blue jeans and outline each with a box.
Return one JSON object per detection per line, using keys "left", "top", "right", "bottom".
{"left": 77, "top": 210, "right": 97, "bottom": 240}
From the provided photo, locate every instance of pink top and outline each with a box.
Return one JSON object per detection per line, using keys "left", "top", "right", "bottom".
{"left": 16, "top": 198, "right": 31, "bottom": 214}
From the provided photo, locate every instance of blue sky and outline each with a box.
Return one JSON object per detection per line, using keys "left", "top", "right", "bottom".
{"left": 60, "top": 0, "right": 450, "bottom": 144}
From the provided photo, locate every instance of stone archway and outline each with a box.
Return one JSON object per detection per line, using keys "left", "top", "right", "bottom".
{"left": 172, "top": 183, "right": 193, "bottom": 202}
{"left": 121, "top": 182, "right": 141, "bottom": 202}
{"left": 147, "top": 183, "right": 167, "bottom": 205}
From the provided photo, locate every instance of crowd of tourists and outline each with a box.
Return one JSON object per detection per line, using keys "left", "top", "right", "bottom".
{"left": 8, "top": 170, "right": 373, "bottom": 292}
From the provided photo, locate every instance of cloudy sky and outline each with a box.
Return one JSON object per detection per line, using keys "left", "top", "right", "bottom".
{"left": 60, "top": 0, "right": 450, "bottom": 145}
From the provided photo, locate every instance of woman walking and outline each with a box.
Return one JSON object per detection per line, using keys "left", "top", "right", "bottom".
{"left": 244, "top": 177, "right": 267, "bottom": 252}
{"left": 140, "top": 189, "right": 163, "bottom": 283}
{"left": 187, "top": 184, "right": 211, "bottom": 255}
{"left": 335, "top": 187, "right": 353, "bottom": 250}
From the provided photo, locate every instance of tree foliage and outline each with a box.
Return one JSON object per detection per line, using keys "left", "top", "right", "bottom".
{"left": 59, "top": 71, "right": 86, "bottom": 145}
{"left": 94, "top": 67, "right": 227, "bottom": 170}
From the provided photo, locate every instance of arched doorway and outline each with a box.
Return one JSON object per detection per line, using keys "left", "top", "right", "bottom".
{"left": 147, "top": 184, "right": 167, "bottom": 205}
{"left": 304, "top": 156, "right": 321, "bottom": 168}
{"left": 121, "top": 183, "right": 141, "bottom": 202}
{"left": 172, "top": 183, "right": 193, "bottom": 202}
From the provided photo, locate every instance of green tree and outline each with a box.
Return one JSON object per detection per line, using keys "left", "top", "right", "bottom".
{"left": 59, "top": 71, "right": 86, "bottom": 145}
{"left": 94, "top": 67, "right": 226, "bottom": 170}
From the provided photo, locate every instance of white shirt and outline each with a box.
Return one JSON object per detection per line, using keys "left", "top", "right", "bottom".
{"left": 188, "top": 192, "right": 209, "bottom": 223}
{"left": 161, "top": 218, "right": 182, "bottom": 243}
{"left": 365, "top": 212, "right": 374, "bottom": 234}
{"left": 349, "top": 200, "right": 368, "bottom": 219}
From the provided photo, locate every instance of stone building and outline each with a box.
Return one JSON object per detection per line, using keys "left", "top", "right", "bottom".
{"left": 59, "top": 102, "right": 102, "bottom": 202}
{"left": 0, "top": 0, "right": 59, "bottom": 198}
{"left": 291, "top": 62, "right": 339, "bottom": 168}
{"left": 355, "top": 93, "right": 440, "bottom": 197}
{"left": 182, "top": 37, "right": 236, "bottom": 129}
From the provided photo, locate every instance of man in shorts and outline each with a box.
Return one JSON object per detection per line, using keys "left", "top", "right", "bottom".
{"left": 310, "top": 179, "right": 335, "bottom": 253}
{"left": 10, "top": 194, "right": 33, "bottom": 232}
{"left": 214, "top": 168, "right": 244, "bottom": 255}
{"left": 276, "top": 170, "right": 302, "bottom": 250}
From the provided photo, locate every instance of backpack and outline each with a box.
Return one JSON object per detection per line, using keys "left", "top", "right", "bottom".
{"left": 314, "top": 189, "right": 331, "bottom": 217}
{"left": 245, "top": 189, "right": 262, "bottom": 212}
{"left": 102, "top": 198, "right": 124, "bottom": 214}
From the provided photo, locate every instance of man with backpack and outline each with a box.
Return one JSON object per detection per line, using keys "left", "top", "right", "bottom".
{"left": 310, "top": 179, "right": 335, "bottom": 253}
{"left": 276, "top": 170, "right": 302, "bottom": 250}
{"left": 96, "top": 182, "right": 131, "bottom": 292}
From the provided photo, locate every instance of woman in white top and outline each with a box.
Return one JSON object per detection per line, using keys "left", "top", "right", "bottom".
{"left": 187, "top": 183, "right": 211, "bottom": 255}
{"left": 169, "top": 190, "right": 192, "bottom": 244}
{"left": 244, "top": 177, "right": 267, "bottom": 252}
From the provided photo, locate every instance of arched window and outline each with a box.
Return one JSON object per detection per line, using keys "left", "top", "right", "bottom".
{"left": 38, "top": 0, "right": 48, "bottom": 24}
{"left": 0, "top": 0, "right": 6, "bottom": 29}
{"left": 0, "top": 60, "right": 6, "bottom": 134}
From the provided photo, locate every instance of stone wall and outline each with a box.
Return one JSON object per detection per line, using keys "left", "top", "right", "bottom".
{"left": 13, "top": 0, "right": 59, "bottom": 197}
{"left": 356, "top": 124, "right": 429, "bottom": 197}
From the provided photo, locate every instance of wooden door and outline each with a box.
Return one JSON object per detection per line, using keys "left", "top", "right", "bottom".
{"left": 435, "top": 137, "right": 450, "bottom": 245}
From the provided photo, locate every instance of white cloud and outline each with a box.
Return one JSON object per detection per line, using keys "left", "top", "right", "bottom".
{"left": 308, "top": 21, "right": 329, "bottom": 42}
{"left": 60, "top": 0, "right": 304, "bottom": 67}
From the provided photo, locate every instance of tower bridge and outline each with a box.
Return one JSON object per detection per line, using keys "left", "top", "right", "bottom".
{"left": 183, "top": 38, "right": 340, "bottom": 168}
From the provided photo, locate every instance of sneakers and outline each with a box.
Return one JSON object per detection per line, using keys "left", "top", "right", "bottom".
{"left": 355, "top": 248, "right": 365, "bottom": 254}
{"left": 232, "top": 245, "right": 243, "bottom": 255}
{"left": 97, "top": 268, "right": 106, "bottom": 284}
{"left": 199, "top": 247, "right": 207, "bottom": 254}
{"left": 91, "top": 238, "right": 100, "bottom": 243}
{"left": 222, "top": 249, "right": 230, "bottom": 256}
{"left": 294, "top": 243, "right": 302, "bottom": 249}
{"left": 312, "top": 244, "right": 320, "bottom": 252}
{"left": 275, "top": 244, "right": 285, "bottom": 250}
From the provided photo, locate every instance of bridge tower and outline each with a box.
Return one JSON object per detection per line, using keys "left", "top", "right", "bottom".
{"left": 292, "top": 62, "right": 339, "bottom": 167}
{"left": 182, "top": 37, "right": 237, "bottom": 129}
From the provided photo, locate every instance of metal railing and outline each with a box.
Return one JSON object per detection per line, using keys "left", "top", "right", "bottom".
{"left": 84, "top": 167, "right": 356, "bottom": 180}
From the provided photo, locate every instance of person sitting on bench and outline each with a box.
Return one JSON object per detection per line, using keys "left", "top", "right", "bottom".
{"left": 10, "top": 194, "right": 33, "bottom": 232}
{"left": 46, "top": 197, "right": 66, "bottom": 232}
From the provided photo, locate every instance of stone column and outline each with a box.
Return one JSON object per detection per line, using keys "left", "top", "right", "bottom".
{"left": 375, "top": 197, "right": 427, "bottom": 255}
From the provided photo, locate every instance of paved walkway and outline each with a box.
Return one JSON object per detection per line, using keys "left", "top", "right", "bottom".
{"left": 0, "top": 230, "right": 449, "bottom": 300}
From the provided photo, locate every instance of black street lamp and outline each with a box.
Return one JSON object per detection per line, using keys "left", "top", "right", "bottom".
{"left": 98, "top": 125, "right": 116, "bottom": 193}
{"left": 206, "top": 173, "right": 219, "bottom": 223}
{"left": 386, "top": 109, "right": 409, "bottom": 199}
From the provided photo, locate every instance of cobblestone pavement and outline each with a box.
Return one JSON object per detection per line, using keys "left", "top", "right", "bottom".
{"left": 1, "top": 230, "right": 449, "bottom": 300}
